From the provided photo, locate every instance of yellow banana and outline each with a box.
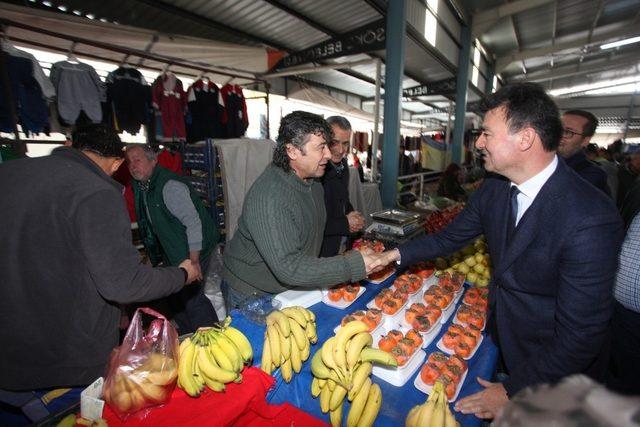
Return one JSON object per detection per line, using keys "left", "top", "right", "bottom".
{"left": 359, "top": 347, "right": 398, "bottom": 367}
{"left": 281, "top": 306, "right": 308, "bottom": 327}
{"left": 321, "top": 336, "right": 339, "bottom": 371}
{"left": 318, "top": 378, "right": 327, "bottom": 388}
{"left": 300, "top": 334, "right": 311, "bottom": 361}
{"left": 179, "top": 337, "right": 192, "bottom": 357}
{"left": 311, "top": 350, "right": 332, "bottom": 380}
{"left": 191, "top": 347, "right": 205, "bottom": 391}
{"left": 444, "top": 403, "right": 457, "bottom": 427}
{"left": 279, "top": 330, "right": 292, "bottom": 360}
{"left": 320, "top": 382, "right": 332, "bottom": 413}
{"left": 209, "top": 339, "right": 236, "bottom": 372}
{"left": 212, "top": 331, "right": 243, "bottom": 373}
{"left": 290, "top": 338, "right": 302, "bottom": 373}
{"left": 281, "top": 357, "right": 293, "bottom": 383}
{"left": 334, "top": 321, "right": 369, "bottom": 373}
{"left": 221, "top": 326, "right": 253, "bottom": 364}
{"left": 306, "top": 320, "right": 318, "bottom": 344}
{"left": 261, "top": 336, "right": 273, "bottom": 375}
{"left": 177, "top": 338, "right": 200, "bottom": 397}
{"left": 311, "top": 377, "right": 322, "bottom": 398}
{"left": 203, "top": 375, "right": 226, "bottom": 392}
{"left": 327, "top": 378, "right": 336, "bottom": 392}
{"left": 266, "top": 310, "right": 291, "bottom": 337}
{"left": 417, "top": 396, "right": 437, "bottom": 426}
{"left": 266, "top": 324, "right": 282, "bottom": 367}
{"left": 405, "top": 405, "right": 420, "bottom": 427}
{"left": 197, "top": 345, "right": 239, "bottom": 384}
{"left": 346, "top": 377, "right": 371, "bottom": 427}
{"left": 288, "top": 317, "right": 308, "bottom": 350}
{"left": 330, "top": 401, "right": 344, "bottom": 427}
{"left": 329, "top": 383, "right": 348, "bottom": 411}
{"left": 346, "top": 332, "right": 373, "bottom": 369}
{"left": 348, "top": 362, "right": 372, "bottom": 401}
{"left": 430, "top": 385, "right": 446, "bottom": 427}
{"left": 302, "top": 307, "right": 316, "bottom": 322}
{"left": 355, "top": 382, "right": 382, "bottom": 427}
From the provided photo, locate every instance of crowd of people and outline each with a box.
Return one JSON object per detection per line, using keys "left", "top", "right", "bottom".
{"left": 0, "top": 82, "right": 638, "bottom": 423}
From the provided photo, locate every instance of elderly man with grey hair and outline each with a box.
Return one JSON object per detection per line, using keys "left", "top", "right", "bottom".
{"left": 126, "top": 144, "right": 220, "bottom": 334}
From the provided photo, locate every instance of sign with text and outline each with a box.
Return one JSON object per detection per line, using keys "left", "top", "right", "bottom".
{"left": 271, "top": 19, "right": 386, "bottom": 70}
{"left": 403, "top": 78, "right": 457, "bottom": 98}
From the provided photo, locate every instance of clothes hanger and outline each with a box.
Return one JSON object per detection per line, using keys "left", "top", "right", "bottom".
{"left": 66, "top": 41, "right": 79, "bottom": 63}
{"left": 119, "top": 53, "right": 131, "bottom": 68}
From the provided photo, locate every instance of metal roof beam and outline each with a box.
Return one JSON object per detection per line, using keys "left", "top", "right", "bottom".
{"left": 261, "top": 0, "right": 339, "bottom": 38}
{"left": 472, "top": 0, "right": 555, "bottom": 37}
{"left": 512, "top": 51, "right": 640, "bottom": 83}
{"left": 131, "top": 0, "right": 289, "bottom": 50}
{"left": 496, "top": 23, "right": 640, "bottom": 72}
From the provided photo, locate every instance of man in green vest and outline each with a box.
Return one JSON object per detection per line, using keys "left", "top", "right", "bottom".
{"left": 127, "top": 145, "right": 219, "bottom": 333}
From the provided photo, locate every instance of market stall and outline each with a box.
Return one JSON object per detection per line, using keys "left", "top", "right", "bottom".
{"left": 228, "top": 272, "right": 497, "bottom": 427}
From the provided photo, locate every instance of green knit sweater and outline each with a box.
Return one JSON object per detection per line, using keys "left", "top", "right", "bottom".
{"left": 223, "top": 163, "right": 366, "bottom": 296}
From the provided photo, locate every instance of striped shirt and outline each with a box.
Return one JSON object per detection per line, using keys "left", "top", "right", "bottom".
{"left": 614, "top": 213, "right": 640, "bottom": 313}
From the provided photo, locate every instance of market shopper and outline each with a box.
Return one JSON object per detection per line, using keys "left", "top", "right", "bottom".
{"left": 320, "top": 116, "right": 365, "bottom": 257}
{"left": 608, "top": 212, "right": 640, "bottom": 394}
{"left": 126, "top": 145, "right": 219, "bottom": 334}
{"left": 379, "top": 83, "right": 623, "bottom": 419}
{"left": 558, "top": 110, "right": 610, "bottom": 195}
{"left": 223, "top": 111, "right": 383, "bottom": 307}
{"left": 437, "top": 163, "right": 467, "bottom": 201}
{"left": 0, "top": 124, "right": 198, "bottom": 392}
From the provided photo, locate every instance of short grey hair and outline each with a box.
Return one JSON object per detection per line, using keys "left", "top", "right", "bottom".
{"left": 126, "top": 144, "right": 157, "bottom": 162}
{"left": 326, "top": 116, "right": 352, "bottom": 131}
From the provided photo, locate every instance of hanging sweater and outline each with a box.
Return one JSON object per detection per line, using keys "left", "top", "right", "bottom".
{"left": 223, "top": 163, "right": 366, "bottom": 296}
{"left": 50, "top": 60, "right": 105, "bottom": 124}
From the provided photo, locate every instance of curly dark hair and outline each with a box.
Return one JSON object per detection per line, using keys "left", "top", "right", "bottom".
{"left": 72, "top": 123, "right": 124, "bottom": 158}
{"left": 480, "top": 82, "right": 562, "bottom": 152}
{"left": 273, "top": 111, "right": 332, "bottom": 172}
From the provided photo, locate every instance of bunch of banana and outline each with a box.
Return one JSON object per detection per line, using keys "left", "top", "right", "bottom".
{"left": 177, "top": 318, "right": 253, "bottom": 397}
{"left": 310, "top": 320, "right": 397, "bottom": 427}
{"left": 104, "top": 352, "right": 178, "bottom": 414}
{"left": 405, "top": 381, "right": 458, "bottom": 427}
{"left": 260, "top": 306, "right": 317, "bottom": 382}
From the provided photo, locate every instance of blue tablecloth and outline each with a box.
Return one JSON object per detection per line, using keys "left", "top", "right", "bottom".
{"left": 229, "top": 274, "right": 498, "bottom": 427}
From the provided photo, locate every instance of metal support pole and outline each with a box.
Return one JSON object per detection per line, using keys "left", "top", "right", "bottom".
{"left": 452, "top": 21, "right": 473, "bottom": 164}
{"left": 265, "top": 82, "right": 271, "bottom": 140}
{"left": 380, "top": 0, "right": 406, "bottom": 208}
{"left": 371, "top": 58, "right": 382, "bottom": 182}
{"left": 445, "top": 100, "right": 453, "bottom": 169}
{"left": 622, "top": 91, "right": 637, "bottom": 142}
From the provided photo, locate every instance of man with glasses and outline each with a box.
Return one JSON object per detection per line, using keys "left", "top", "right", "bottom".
{"left": 559, "top": 110, "right": 610, "bottom": 195}
{"left": 320, "top": 116, "right": 365, "bottom": 257}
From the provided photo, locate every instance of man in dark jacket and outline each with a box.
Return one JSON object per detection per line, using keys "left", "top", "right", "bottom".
{"left": 127, "top": 145, "right": 219, "bottom": 334}
{"left": 0, "top": 124, "right": 197, "bottom": 392}
{"left": 320, "top": 116, "right": 364, "bottom": 257}
{"left": 558, "top": 110, "right": 610, "bottom": 195}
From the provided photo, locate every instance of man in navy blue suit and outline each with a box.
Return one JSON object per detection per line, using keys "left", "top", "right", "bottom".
{"left": 381, "top": 83, "right": 623, "bottom": 419}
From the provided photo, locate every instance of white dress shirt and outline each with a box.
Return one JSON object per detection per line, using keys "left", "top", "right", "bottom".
{"left": 511, "top": 155, "right": 558, "bottom": 226}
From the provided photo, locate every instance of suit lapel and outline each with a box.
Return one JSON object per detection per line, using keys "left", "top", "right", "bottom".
{"left": 493, "top": 163, "right": 564, "bottom": 279}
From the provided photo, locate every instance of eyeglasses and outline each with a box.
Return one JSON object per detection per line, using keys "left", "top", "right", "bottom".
{"left": 562, "top": 129, "right": 586, "bottom": 138}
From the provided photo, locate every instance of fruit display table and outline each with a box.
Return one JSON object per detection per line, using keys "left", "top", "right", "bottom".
{"left": 230, "top": 274, "right": 498, "bottom": 427}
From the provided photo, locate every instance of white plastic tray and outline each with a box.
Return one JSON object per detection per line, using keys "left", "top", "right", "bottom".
{"left": 414, "top": 365, "right": 469, "bottom": 402}
{"left": 274, "top": 289, "right": 323, "bottom": 309}
{"left": 452, "top": 306, "right": 487, "bottom": 331}
{"left": 435, "top": 334, "right": 484, "bottom": 360}
{"left": 321, "top": 286, "right": 366, "bottom": 309}
{"left": 366, "top": 295, "right": 410, "bottom": 327}
{"left": 365, "top": 268, "right": 396, "bottom": 284}
{"left": 397, "top": 317, "right": 443, "bottom": 348}
{"left": 372, "top": 349, "right": 425, "bottom": 387}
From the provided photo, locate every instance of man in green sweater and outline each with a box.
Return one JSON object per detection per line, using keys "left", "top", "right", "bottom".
{"left": 127, "top": 145, "right": 219, "bottom": 333}
{"left": 223, "top": 111, "right": 383, "bottom": 308}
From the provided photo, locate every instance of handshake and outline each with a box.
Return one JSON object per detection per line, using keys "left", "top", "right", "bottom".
{"left": 359, "top": 248, "right": 401, "bottom": 275}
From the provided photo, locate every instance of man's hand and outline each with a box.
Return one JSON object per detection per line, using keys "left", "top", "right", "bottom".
{"left": 189, "top": 251, "right": 203, "bottom": 281}
{"left": 361, "top": 251, "right": 384, "bottom": 275}
{"left": 454, "top": 377, "right": 509, "bottom": 420}
{"left": 179, "top": 259, "right": 200, "bottom": 284}
{"left": 347, "top": 211, "right": 365, "bottom": 233}
{"left": 380, "top": 248, "right": 401, "bottom": 266}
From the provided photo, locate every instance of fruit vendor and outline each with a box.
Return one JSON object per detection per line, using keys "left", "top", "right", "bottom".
{"left": 223, "top": 111, "right": 384, "bottom": 309}
{"left": 379, "top": 83, "right": 623, "bottom": 420}
{"left": 0, "top": 124, "right": 198, "bottom": 393}
{"left": 127, "top": 144, "right": 220, "bottom": 334}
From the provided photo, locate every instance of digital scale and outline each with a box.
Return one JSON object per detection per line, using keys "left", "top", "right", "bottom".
{"left": 365, "top": 208, "right": 426, "bottom": 246}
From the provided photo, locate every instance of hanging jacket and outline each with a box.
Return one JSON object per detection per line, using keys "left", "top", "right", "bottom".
{"left": 0, "top": 52, "right": 48, "bottom": 133}
{"left": 151, "top": 73, "right": 187, "bottom": 141}
{"left": 50, "top": 60, "right": 105, "bottom": 125}
{"left": 221, "top": 84, "right": 248, "bottom": 138}
{"left": 186, "top": 79, "right": 225, "bottom": 142}
{"left": 105, "top": 66, "right": 150, "bottom": 134}
{"left": 2, "top": 44, "right": 55, "bottom": 99}
{"left": 132, "top": 166, "right": 218, "bottom": 266}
